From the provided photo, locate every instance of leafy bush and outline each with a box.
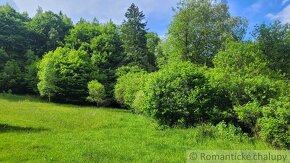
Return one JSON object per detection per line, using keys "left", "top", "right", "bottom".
{"left": 234, "top": 101, "right": 262, "bottom": 134}
{"left": 258, "top": 97, "right": 290, "bottom": 148}
{"left": 87, "top": 80, "right": 106, "bottom": 106}
{"left": 232, "top": 81, "right": 289, "bottom": 147}
{"left": 115, "top": 65, "right": 145, "bottom": 78}
{"left": 196, "top": 122, "right": 247, "bottom": 142}
{"left": 114, "top": 70, "right": 148, "bottom": 109}
{"left": 218, "top": 75, "right": 281, "bottom": 106}
{"left": 140, "top": 62, "right": 232, "bottom": 126}
{"left": 213, "top": 41, "right": 270, "bottom": 77}
{"left": 209, "top": 41, "right": 284, "bottom": 106}
{"left": 132, "top": 90, "right": 146, "bottom": 113}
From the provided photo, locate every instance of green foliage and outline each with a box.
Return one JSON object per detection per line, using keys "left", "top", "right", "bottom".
{"left": 146, "top": 32, "right": 160, "bottom": 55}
{"left": 90, "top": 22, "right": 125, "bottom": 98}
{"left": 234, "top": 102, "right": 262, "bottom": 134}
{"left": 167, "top": 0, "right": 247, "bottom": 66}
{"left": 258, "top": 97, "right": 290, "bottom": 148}
{"left": 209, "top": 41, "right": 282, "bottom": 106}
{"left": 114, "top": 66, "right": 147, "bottom": 110}
{"left": 38, "top": 47, "right": 94, "bottom": 103}
{"left": 253, "top": 21, "right": 290, "bottom": 78}
{"left": 0, "top": 5, "right": 71, "bottom": 94}
{"left": 115, "top": 65, "right": 144, "bottom": 77}
{"left": 114, "top": 70, "right": 148, "bottom": 109}
{"left": 55, "top": 48, "right": 94, "bottom": 103}
{"left": 37, "top": 51, "right": 58, "bottom": 101}
{"left": 0, "top": 48, "right": 8, "bottom": 69}
{"left": 28, "top": 9, "right": 73, "bottom": 55}
{"left": 65, "top": 20, "right": 100, "bottom": 50}
{"left": 210, "top": 41, "right": 289, "bottom": 147}
{"left": 155, "top": 43, "right": 168, "bottom": 69}
{"left": 90, "top": 21, "right": 124, "bottom": 70}
{"left": 0, "top": 5, "right": 37, "bottom": 94}
{"left": 145, "top": 32, "right": 160, "bottom": 69}
{"left": 0, "top": 60, "right": 22, "bottom": 93}
{"left": 214, "top": 41, "right": 270, "bottom": 77}
{"left": 65, "top": 21, "right": 125, "bottom": 101}
{"left": 196, "top": 122, "right": 247, "bottom": 142}
{"left": 1, "top": 1, "right": 289, "bottom": 150}
{"left": 230, "top": 76, "right": 279, "bottom": 106}
{"left": 23, "top": 50, "right": 40, "bottom": 94}
{"left": 87, "top": 80, "right": 106, "bottom": 105}
{"left": 121, "top": 3, "right": 155, "bottom": 71}
{"left": 0, "top": 4, "right": 31, "bottom": 54}
{"left": 140, "top": 62, "right": 232, "bottom": 126}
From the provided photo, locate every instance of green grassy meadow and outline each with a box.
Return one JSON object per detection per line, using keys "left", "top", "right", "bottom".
{"left": 0, "top": 94, "right": 272, "bottom": 162}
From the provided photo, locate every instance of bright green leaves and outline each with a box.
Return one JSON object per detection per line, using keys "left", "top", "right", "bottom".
{"left": 87, "top": 80, "right": 106, "bottom": 106}
{"left": 38, "top": 47, "right": 93, "bottom": 103}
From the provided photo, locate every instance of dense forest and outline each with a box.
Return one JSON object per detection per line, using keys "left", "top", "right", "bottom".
{"left": 0, "top": 0, "right": 289, "bottom": 149}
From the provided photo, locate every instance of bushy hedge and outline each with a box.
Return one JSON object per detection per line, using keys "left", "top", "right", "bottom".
{"left": 234, "top": 101, "right": 262, "bottom": 135}
{"left": 208, "top": 41, "right": 283, "bottom": 106}
{"left": 114, "top": 69, "right": 148, "bottom": 109}
{"left": 209, "top": 41, "right": 290, "bottom": 148}
{"left": 139, "top": 62, "right": 232, "bottom": 126}
{"left": 258, "top": 97, "right": 290, "bottom": 148}
{"left": 208, "top": 72, "right": 282, "bottom": 106}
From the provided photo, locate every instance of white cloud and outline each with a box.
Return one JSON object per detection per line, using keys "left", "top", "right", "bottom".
{"left": 266, "top": 13, "right": 276, "bottom": 20}
{"left": 13, "top": 0, "right": 178, "bottom": 24}
{"left": 247, "top": 2, "right": 263, "bottom": 13}
{"left": 243, "top": 1, "right": 266, "bottom": 17}
{"left": 266, "top": 4, "right": 290, "bottom": 23}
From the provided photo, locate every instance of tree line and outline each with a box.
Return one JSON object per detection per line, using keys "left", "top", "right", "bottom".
{"left": 0, "top": 0, "right": 289, "bottom": 148}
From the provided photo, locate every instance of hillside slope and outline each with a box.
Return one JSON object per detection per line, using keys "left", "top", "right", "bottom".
{"left": 0, "top": 94, "right": 271, "bottom": 162}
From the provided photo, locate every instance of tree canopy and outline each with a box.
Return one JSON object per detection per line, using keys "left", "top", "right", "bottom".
{"left": 121, "top": 3, "right": 155, "bottom": 71}
{"left": 166, "top": 0, "right": 248, "bottom": 66}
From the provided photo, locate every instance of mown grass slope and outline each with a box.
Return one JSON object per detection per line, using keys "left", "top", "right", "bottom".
{"left": 0, "top": 94, "right": 271, "bottom": 162}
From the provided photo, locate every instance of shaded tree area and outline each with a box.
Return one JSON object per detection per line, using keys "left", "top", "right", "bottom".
{"left": 28, "top": 7, "right": 73, "bottom": 56}
{"left": 0, "top": 3, "right": 158, "bottom": 101}
{"left": 0, "top": 5, "right": 38, "bottom": 93}
{"left": 253, "top": 21, "right": 290, "bottom": 78}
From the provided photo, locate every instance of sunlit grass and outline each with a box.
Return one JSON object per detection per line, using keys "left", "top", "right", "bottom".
{"left": 0, "top": 94, "right": 272, "bottom": 162}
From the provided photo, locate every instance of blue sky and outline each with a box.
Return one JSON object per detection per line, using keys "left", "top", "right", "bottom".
{"left": 1, "top": 0, "right": 290, "bottom": 38}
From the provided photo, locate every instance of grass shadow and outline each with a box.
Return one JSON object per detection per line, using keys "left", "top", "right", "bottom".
{"left": 0, "top": 124, "right": 49, "bottom": 133}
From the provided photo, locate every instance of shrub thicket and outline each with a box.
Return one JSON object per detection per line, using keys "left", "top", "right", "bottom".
{"left": 139, "top": 62, "right": 232, "bottom": 126}
{"left": 114, "top": 70, "right": 148, "bottom": 109}
{"left": 208, "top": 41, "right": 290, "bottom": 148}
{"left": 258, "top": 97, "right": 290, "bottom": 148}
